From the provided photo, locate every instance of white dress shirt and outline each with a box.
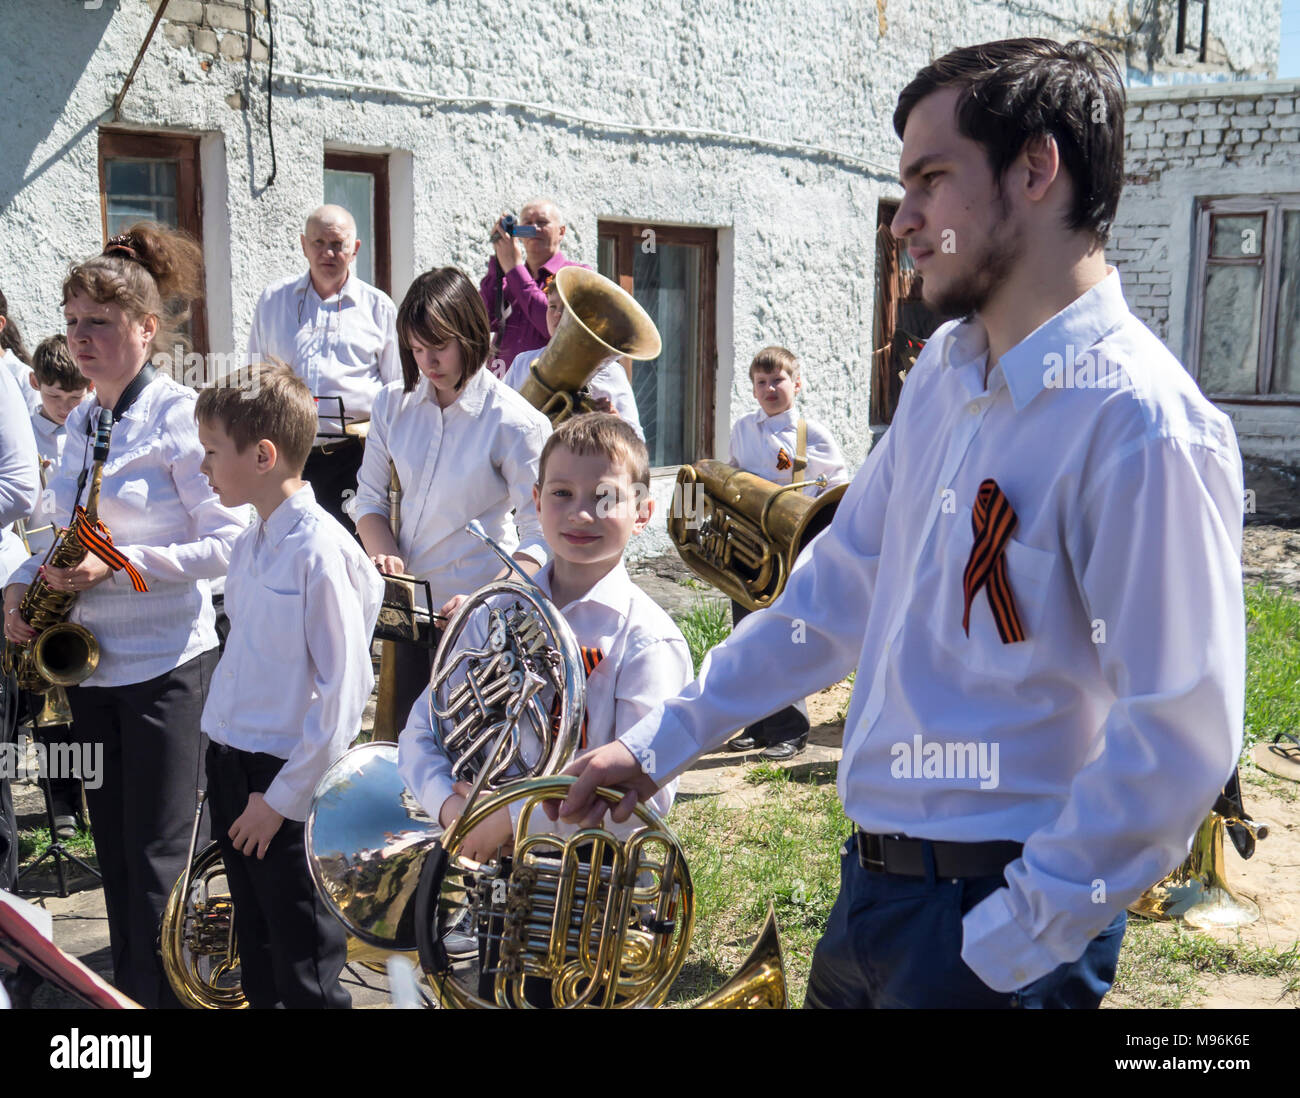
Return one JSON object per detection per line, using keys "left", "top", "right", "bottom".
{"left": 400, "top": 558, "right": 693, "bottom": 837}
{"left": 10, "top": 374, "right": 247, "bottom": 687}
{"left": 729, "top": 407, "right": 848, "bottom": 497}
{"left": 25, "top": 411, "right": 63, "bottom": 558}
{"left": 202, "top": 485, "right": 384, "bottom": 821}
{"left": 353, "top": 366, "right": 552, "bottom": 611}
{"left": 0, "top": 364, "right": 39, "bottom": 586}
{"left": 2, "top": 349, "right": 40, "bottom": 415}
{"left": 246, "top": 270, "right": 400, "bottom": 439}
{"left": 503, "top": 348, "right": 645, "bottom": 441}
{"left": 622, "top": 270, "right": 1245, "bottom": 993}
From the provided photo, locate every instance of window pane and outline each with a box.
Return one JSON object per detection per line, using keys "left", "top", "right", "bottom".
{"left": 1211, "top": 214, "right": 1265, "bottom": 259}
{"left": 104, "top": 158, "right": 177, "bottom": 236}
{"left": 1273, "top": 210, "right": 1300, "bottom": 394}
{"left": 324, "top": 169, "right": 375, "bottom": 287}
{"left": 598, "top": 236, "right": 617, "bottom": 280}
{"left": 631, "top": 244, "right": 701, "bottom": 467}
{"left": 1199, "top": 263, "right": 1262, "bottom": 393}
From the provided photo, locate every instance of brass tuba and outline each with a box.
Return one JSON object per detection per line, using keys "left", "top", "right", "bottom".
{"left": 411, "top": 775, "right": 786, "bottom": 1009}
{"left": 1129, "top": 770, "right": 1268, "bottom": 929}
{"left": 2, "top": 409, "right": 122, "bottom": 693}
{"left": 667, "top": 459, "right": 846, "bottom": 612}
{"left": 517, "top": 266, "right": 661, "bottom": 426}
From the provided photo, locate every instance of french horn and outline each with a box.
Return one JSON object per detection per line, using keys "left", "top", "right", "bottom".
{"left": 410, "top": 776, "right": 787, "bottom": 1009}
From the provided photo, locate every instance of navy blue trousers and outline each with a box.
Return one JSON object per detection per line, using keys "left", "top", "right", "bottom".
{"left": 804, "top": 840, "right": 1126, "bottom": 1009}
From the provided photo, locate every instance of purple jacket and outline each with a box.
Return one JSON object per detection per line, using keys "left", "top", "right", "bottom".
{"left": 479, "top": 250, "right": 587, "bottom": 376}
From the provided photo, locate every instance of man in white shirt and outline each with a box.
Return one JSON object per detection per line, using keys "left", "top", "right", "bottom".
{"left": 246, "top": 205, "right": 400, "bottom": 527}
{"left": 550, "top": 39, "right": 1245, "bottom": 1009}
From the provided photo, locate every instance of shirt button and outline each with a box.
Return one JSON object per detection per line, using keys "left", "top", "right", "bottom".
{"left": 219, "top": 721, "right": 227, "bottom": 729}
{"left": 968, "top": 403, "right": 981, "bottom": 416}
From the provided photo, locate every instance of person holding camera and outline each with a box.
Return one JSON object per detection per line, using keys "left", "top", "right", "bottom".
{"left": 478, "top": 199, "right": 585, "bottom": 377}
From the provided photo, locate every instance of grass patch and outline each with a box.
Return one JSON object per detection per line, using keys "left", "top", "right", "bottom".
{"left": 743, "top": 763, "right": 789, "bottom": 786}
{"left": 673, "top": 597, "right": 731, "bottom": 674}
{"left": 1243, "top": 583, "right": 1300, "bottom": 751}
{"left": 665, "top": 775, "right": 849, "bottom": 1007}
{"left": 18, "top": 824, "right": 97, "bottom": 868}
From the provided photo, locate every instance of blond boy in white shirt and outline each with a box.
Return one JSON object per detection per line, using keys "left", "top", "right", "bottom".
{"left": 196, "top": 364, "right": 383, "bottom": 1009}
{"left": 399, "top": 413, "right": 692, "bottom": 857}
{"left": 726, "top": 346, "right": 847, "bottom": 760}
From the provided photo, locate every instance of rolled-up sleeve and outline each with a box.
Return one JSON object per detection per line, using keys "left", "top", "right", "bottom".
{"left": 960, "top": 434, "right": 1245, "bottom": 992}
{"left": 497, "top": 412, "right": 551, "bottom": 567}
{"left": 352, "top": 384, "right": 394, "bottom": 524}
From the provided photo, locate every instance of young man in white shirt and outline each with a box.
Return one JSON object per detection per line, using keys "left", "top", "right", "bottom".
{"left": 552, "top": 38, "right": 1245, "bottom": 1010}
{"left": 246, "top": 205, "right": 400, "bottom": 527}
{"left": 726, "top": 346, "right": 848, "bottom": 760}
{"left": 399, "top": 414, "right": 693, "bottom": 1002}
{"left": 196, "top": 364, "right": 383, "bottom": 1008}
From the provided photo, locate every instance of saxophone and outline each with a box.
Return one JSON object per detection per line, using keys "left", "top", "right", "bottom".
{"left": 2, "top": 409, "right": 119, "bottom": 693}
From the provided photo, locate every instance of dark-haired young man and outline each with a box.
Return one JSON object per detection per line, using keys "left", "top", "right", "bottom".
{"left": 551, "top": 39, "right": 1246, "bottom": 1008}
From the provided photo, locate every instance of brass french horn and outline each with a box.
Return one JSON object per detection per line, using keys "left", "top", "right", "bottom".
{"left": 668, "top": 459, "right": 845, "bottom": 612}
{"left": 517, "top": 266, "right": 661, "bottom": 426}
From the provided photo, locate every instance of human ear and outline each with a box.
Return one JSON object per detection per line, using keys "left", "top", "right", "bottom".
{"left": 257, "top": 439, "right": 278, "bottom": 472}
{"left": 1020, "top": 134, "right": 1061, "bottom": 202}
{"left": 635, "top": 495, "right": 654, "bottom": 533}
{"left": 532, "top": 482, "right": 541, "bottom": 514}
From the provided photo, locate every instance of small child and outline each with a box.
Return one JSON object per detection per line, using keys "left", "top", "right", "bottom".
{"left": 25, "top": 335, "right": 91, "bottom": 559}
{"left": 502, "top": 275, "right": 645, "bottom": 440}
{"left": 196, "top": 363, "right": 383, "bottom": 1009}
{"left": 398, "top": 414, "right": 692, "bottom": 1001}
{"left": 727, "top": 345, "right": 848, "bottom": 759}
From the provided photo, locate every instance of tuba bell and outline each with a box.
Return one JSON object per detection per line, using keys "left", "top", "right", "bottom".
{"left": 1129, "top": 769, "right": 1268, "bottom": 929}
{"left": 517, "top": 266, "right": 661, "bottom": 426}
{"left": 410, "top": 775, "right": 786, "bottom": 1009}
{"left": 668, "top": 459, "right": 846, "bottom": 612}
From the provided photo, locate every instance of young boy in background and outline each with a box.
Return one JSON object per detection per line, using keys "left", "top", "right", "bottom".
{"left": 727, "top": 345, "right": 847, "bottom": 759}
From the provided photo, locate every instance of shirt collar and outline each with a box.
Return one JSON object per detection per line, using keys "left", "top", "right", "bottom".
{"left": 297, "top": 269, "right": 358, "bottom": 307}
{"left": 536, "top": 559, "right": 635, "bottom": 619}
{"left": 414, "top": 363, "right": 494, "bottom": 414}
{"left": 941, "top": 267, "right": 1129, "bottom": 412}
{"left": 538, "top": 252, "right": 568, "bottom": 278}
{"left": 759, "top": 406, "right": 799, "bottom": 431}
{"left": 260, "top": 483, "right": 317, "bottom": 548}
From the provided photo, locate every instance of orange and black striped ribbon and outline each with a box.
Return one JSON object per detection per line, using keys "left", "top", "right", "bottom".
{"left": 549, "top": 645, "right": 605, "bottom": 750}
{"left": 72, "top": 507, "right": 149, "bottom": 593}
{"left": 961, "top": 480, "right": 1024, "bottom": 644}
{"left": 775, "top": 448, "right": 792, "bottom": 471}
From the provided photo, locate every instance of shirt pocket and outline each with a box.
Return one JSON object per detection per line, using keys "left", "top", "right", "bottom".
{"left": 115, "top": 477, "right": 150, "bottom": 513}
{"left": 925, "top": 505, "right": 1056, "bottom": 681}
{"left": 245, "top": 586, "right": 305, "bottom": 661}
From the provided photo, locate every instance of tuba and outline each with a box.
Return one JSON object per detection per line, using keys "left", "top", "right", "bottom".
{"left": 518, "top": 267, "right": 661, "bottom": 426}
{"left": 2, "top": 409, "right": 128, "bottom": 694}
{"left": 668, "top": 459, "right": 846, "bottom": 612}
{"left": 1129, "top": 769, "right": 1269, "bottom": 929}
{"left": 410, "top": 775, "right": 787, "bottom": 1009}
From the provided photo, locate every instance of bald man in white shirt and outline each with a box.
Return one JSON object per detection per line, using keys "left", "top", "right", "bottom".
{"left": 551, "top": 39, "right": 1245, "bottom": 1010}
{"left": 247, "top": 205, "right": 400, "bottom": 527}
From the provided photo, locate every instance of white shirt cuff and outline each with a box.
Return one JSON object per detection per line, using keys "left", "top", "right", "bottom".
{"left": 960, "top": 884, "right": 1072, "bottom": 992}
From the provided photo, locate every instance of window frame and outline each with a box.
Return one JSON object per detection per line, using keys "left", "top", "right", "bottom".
{"left": 596, "top": 221, "right": 718, "bottom": 471}
{"left": 323, "top": 150, "right": 392, "bottom": 298}
{"left": 1188, "top": 193, "right": 1299, "bottom": 404}
{"left": 98, "top": 129, "right": 207, "bottom": 356}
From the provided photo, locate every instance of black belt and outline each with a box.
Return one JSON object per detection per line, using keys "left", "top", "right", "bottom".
{"left": 854, "top": 830, "right": 1023, "bottom": 879}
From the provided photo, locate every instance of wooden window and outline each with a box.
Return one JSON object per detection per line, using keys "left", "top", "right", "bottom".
{"left": 1189, "top": 195, "right": 1300, "bottom": 402}
{"left": 597, "top": 223, "right": 717, "bottom": 469}
{"left": 324, "top": 151, "right": 391, "bottom": 297}
{"left": 98, "top": 130, "right": 206, "bottom": 355}
{"left": 872, "top": 200, "right": 939, "bottom": 424}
